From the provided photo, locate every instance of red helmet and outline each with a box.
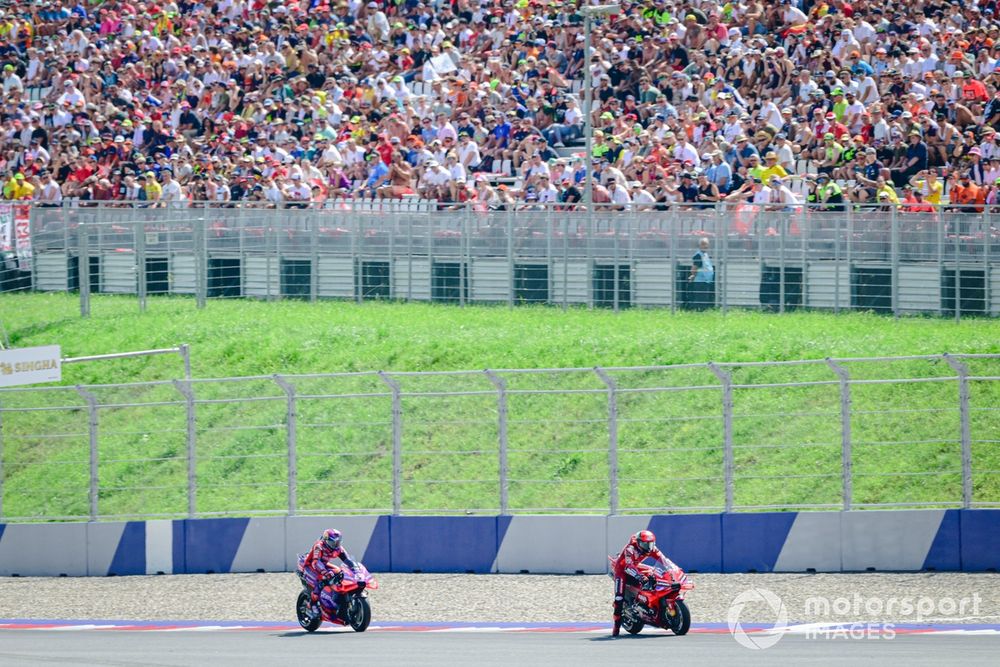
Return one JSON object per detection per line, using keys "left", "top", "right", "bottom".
{"left": 635, "top": 530, "right": 656, "bottom": 554}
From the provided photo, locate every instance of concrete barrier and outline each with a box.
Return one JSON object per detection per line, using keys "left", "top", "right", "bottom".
{"left": 840, "top": 510, "right": 948, "bottom": 572}
{"left": 773, "top": 512, "right": 842, "bottom": 573}
{"left": 494, "top": 515, "right": 606, "bottom": 573}
{"left": 722, "top": 513, "right": 798, "bottom": 573}
{"left": 1, "top": 509, "right": 996, "bottom": 576}
{"left": 230, "top": 518, "right": 286, "bottom": 573}
{"left": 959, "top": 510, "right": 1000, "bottom": 572}
{"left": 87, "top": 521, "right": 146, "bottom": 576}
{"left": 0, "top": 523, "right": 88, "bottom": 576}
{"left": 390, "top": 516, "right": 498, "bottom": 573}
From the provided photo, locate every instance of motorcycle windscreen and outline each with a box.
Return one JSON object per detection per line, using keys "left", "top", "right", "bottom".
{"left": 639, "top": 556, "right": 670, "bottom": 578}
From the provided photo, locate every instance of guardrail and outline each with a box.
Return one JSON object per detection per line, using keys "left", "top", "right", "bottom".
{"left": 2, "top": 202, "right": 998, "bottom": 318}
{"left": 0, "top": 355, "right": 996, "bottom": 522}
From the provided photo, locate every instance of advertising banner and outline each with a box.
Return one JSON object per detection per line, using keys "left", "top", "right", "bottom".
{"left": 0, "top": 345, "right": 62, "bottom": 387}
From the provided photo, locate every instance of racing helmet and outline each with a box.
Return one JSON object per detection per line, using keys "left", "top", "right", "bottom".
{"left": 635, "top": 530, "right": 656, "bottom": 554}
{"left": 322, "top": 528, "right": 342, "bottom": 550}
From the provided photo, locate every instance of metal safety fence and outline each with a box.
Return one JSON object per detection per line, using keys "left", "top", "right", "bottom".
{"left": 0, "top": 355, "right": 997, "bottom": 521}
{"left": 2, "top": 202, "right": 998, "bottom": 318}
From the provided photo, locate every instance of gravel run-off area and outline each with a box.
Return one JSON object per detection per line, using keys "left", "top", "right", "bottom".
{"left": 1, "top": 573, "right": 998, "bottom": 625}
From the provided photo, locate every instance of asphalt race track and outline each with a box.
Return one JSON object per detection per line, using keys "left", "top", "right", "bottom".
{"left": 1, "top": 624, "right": 999, "bottom": 666}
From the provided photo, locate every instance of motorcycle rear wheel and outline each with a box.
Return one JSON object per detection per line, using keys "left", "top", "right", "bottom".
{"left": 296, "top": 590, "right": 322, "bottom": 633}
{"left": 348, "top": 596, "right": 372, "bottom": 632}
{"left": 665, "top": 599, "right": 691, "bottom": 636}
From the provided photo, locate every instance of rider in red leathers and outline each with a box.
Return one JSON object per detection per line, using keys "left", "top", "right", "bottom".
{"left": 301, "top": 529, "right": 358, "bottom": 619}
{"left": 610, "top": 530, "right": 676, "bottom": 636}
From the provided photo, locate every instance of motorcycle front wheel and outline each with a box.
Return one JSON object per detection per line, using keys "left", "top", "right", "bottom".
{"left": 621, "top": 607, "right": 645, "bottom": 635}
{"left": 665, "top": 598, "right": 691, "bottom": 636}
{"left": 348, "top": 595, "right": 372, "bottom": 632}
{"left": 296, "top": 590, "right": 321, "bottom": 633}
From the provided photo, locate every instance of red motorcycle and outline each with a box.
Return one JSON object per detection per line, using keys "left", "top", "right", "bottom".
{"left": 608, "top": 555, "right": 694, "bottom": 635}
{"left": 295, "top": 555, "right": 378, "bottom": 633}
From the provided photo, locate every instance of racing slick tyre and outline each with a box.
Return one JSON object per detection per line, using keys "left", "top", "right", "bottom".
{"left": 665, "top": 598, "right": 691, "bottom": 636}
{"left": 297, "top": 590, "right": 322, "bottom": 633}
{"left": 348, "top": 596, "right": 372, "bottom": 632}
{"left": 621, "top": 608, "right": 645, "bottom": 635}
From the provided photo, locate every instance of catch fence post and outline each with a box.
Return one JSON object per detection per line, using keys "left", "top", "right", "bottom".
{"left": 173, "top": 380, "right": 197, "bottom": 518}
{"left": 196, "top": 206, "right": 207, "bottom": 309}
{"left": 943, "top": 354, "right": 972, "bottom": 509}
{"left": 137, "top": 219, "right": 147, "bottom": 313}
{"left": 274, "top": 375, "right": 298, "bottom": 516}
{"left": 825, "top": 358, "right": 853, "bottom": 510}
{"left": 708, "top": 363, "right": 734, "bottom": 512}
{"left": 379, "top": 372, "right": 403, "bottom": 515}
{"left": 594, "top": 367, "right": 619, "bottom": 515}
{"left": 75, "top": 386, "right": 99, "bottom": 521}
{"left": 79, "top": 222, "right": 91, "bottom": 317}
{"left": 484, "top": 370, "right": 509, "bottom": 515}
{"left": 0, "top": 398, "right": 3, "bottom": 520}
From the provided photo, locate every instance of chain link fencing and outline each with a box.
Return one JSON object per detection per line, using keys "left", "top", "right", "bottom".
{"left": 0, "top": 355, "right": 997, "bottom": 521}
{"left": 2, "top": 202, "right": 997, "bottom": 318}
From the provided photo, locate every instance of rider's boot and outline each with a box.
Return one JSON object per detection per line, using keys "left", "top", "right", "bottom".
{"left": 612, "top": 597, "right": 622, "bottom": 637}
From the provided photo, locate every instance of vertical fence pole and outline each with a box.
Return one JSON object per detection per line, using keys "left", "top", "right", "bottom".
{"left": 173, "top": 380, "right": 197, "bottom": 518}
{"left": 75, "top": 386, "right": 99, "bottom": 521}
{"left": 720, "top": 205, "right": 729, "bottom": 314}
{"left": 891, "top": 209, "right": 900, "bottom": 318}
{"left": 779, "top": 216, "right": 786, "bottom": 314}
{"left": 708, "top": 363, "right": 734, "bottom": 512}
{"left": 0, "top": 398, "right": 5, "bottom": 520}
{"left": 136, "top": 219, "right": 147, "bottom": 313}
{"left": 943, "top": 354, "right": 972, "bottom": 509}
{"left": 594, "top": 367, "right": 619, "bottom": 515}
{"left": 484, "top": 370, "right": 509, "bottom": 515}
{"left": 613, "top": 218, "right": 620, "bottom": 313}
{"left": 195, "top": 210, "right": 207, "bottom": 309}
{"left": 79, "top": 222, "right": 91, "bottom": 317}
{"left": 507, "top": 216, "right": 514, "bottom": 309}
{"left": 179, "top": 343, "right": 192, "bottom": 380}
{"left": 985, "top": 212, "right": 992, "bottom": 316}
{"left": 378, "top": 372, "right": 402, "bottom": 515}
{"left": 954, "top": 225, "right": 962, "bottom": 323}
{"left": 826, "top": 359, "right": 852, "bottom": 510}
{"left": 834, "top": 214, "right": 841, "bottom": 314}
{"left": 274, "top": 375, "right": 298, "bottom": 516}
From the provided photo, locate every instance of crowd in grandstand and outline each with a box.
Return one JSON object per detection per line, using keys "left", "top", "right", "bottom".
{"left": 1, "top": 0, "right": 1000, "bottom": 210}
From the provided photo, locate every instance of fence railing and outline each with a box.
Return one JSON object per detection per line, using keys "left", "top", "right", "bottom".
{"left": 2, "top": 202, "right": 998, "bottom": 318}
{"left": 0, "top": 355, "right": 997, "bottom": 521}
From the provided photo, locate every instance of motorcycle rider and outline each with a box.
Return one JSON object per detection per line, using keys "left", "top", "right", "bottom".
{"left": 301, "top": 529, "right": 358, "bottom": 620}
{"left": 610, "top": 530, "right": 675, "bottom": 636}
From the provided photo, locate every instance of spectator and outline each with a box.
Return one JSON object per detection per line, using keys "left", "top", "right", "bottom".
{"left": 688, "top": 237, "right": 715, "bottom": 311}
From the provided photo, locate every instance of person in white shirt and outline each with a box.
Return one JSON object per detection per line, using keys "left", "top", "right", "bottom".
{"left": 38, "top": 172, "right": 63, "bottom": 205}
{"left": 160, "top": 171, "right": 185, "bottom": 207}
{"left": 607, "top": 179, "right": 632, "bottom": 209}
{"left": 750, "top": 179, "right": 774, "bottom": 206}
{"left": 456, "top": 134, "right": 481, "bottom": 168}
{"left": 445, "top": 153, "right": 467, "bottom": 183}
{"left": 2, "top": 65, "right": 22, "bottom": 95}
{"left": 797, "top": 71, "right": 818, "bottom": 103}
{"left": 632, "top": 182, "right": 656, "bottom": 210}
{"left": 56, "top": 81, "right": 85, "bottom": 108}
{"left": 831, "top": 29, "right": 860, "bottom": 62}
{"left": 782, "top": 3, "right": 808, "bottom": 27}
{"left": 536, "top": 174, "right": 559, "bottom": 203}
{"left": 284, "top": 173, "right": 312, "bottom": 207}
{"left": 767, "top": 176, "right": 800, "bottom": 209}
